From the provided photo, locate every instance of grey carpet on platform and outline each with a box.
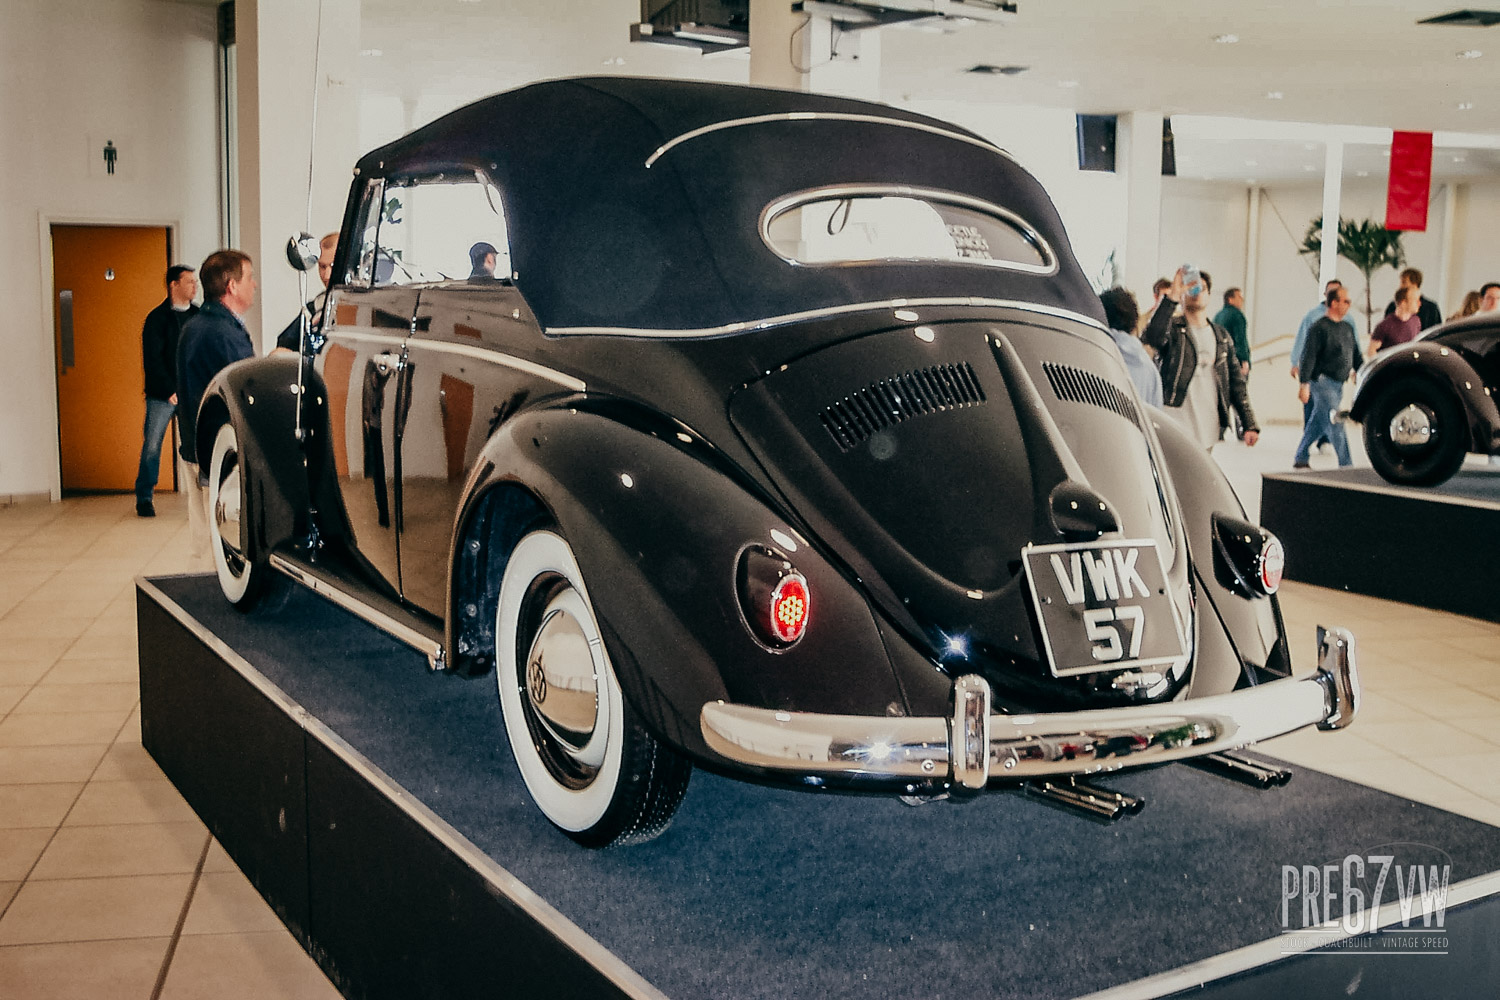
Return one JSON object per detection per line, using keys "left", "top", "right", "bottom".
{"left": 153, "top": 574, "right": 1500, "bottom": 1000}
{"left": 1266, "top": 466, "right": 1500, "bottom": 506}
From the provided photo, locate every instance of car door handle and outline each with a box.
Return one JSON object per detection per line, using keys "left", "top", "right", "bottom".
{"left": 58, "top": 290, "right": 75, "bottom": 371}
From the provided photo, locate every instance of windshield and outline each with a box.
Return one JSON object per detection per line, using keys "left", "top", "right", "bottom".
{"left": 761, "top": 187, "right": 1055, "bottom": 274}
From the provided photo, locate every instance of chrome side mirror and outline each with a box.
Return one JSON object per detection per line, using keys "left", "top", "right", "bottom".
{"left": 285, "top": 232, "right": 320, "bottom": 272}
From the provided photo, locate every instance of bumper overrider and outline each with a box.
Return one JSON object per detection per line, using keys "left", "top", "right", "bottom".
{"left": 700, "top": 627, "right": 1358, "bottom": 789}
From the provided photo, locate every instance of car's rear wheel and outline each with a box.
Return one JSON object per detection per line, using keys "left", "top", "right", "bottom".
{"left": 207, "top": 422, "right": 267, "bottom": 607}
{"left": 1363, "top": 377, "right": 1469, "bottom": 487}
{"left": 495, "top": 529, "right": 690, "bottom": 847}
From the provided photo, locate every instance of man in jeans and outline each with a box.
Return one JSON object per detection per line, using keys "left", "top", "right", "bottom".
{"left": 1294, "top": 286, "right": 1359, "bottom": 468}
{"left": 134, "top": 265, "right": 198, "bottom": 517}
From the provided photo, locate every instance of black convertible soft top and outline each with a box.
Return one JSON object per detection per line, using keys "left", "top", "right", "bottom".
{"left": 355, "top": 76, "right": 1104, "bottom": 334}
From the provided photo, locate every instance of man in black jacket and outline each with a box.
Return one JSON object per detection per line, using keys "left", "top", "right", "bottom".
{"left": 1141, "top": 267, "right": 1259, "bottom": 450}
{"left": 134, "top": 265, "right": 198, "bottom": 517}
{"left": 1381, "top": 268, "right": 1442, "bottom": 331}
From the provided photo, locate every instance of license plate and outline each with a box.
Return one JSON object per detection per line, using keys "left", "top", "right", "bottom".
{"left": 1021, "top": 539, "right": 1187, "bottom": 677}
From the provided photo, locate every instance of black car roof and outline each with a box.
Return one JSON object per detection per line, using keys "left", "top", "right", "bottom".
{"left": 355, "top": 76, "right": 1105, "bottom": 335}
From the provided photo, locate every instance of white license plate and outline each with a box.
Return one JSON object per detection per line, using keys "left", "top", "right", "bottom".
{"left": 1021, "top": 539, "right": 1188, "bottom": 677}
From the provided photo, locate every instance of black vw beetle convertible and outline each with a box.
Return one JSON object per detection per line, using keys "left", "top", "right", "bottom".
{"left": 196, "top": 77, "right": 1359, "bottom": 847}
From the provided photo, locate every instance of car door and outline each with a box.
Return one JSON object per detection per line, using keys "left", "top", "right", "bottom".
{"left": 317, "top": 177, "right": 418, "bottom": 596}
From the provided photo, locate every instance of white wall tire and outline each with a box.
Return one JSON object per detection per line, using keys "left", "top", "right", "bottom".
{"left": 495, "top": 529, "right": 689, "bottom": 847}
{"left": 207, "top": 422, "right": 260, "bottom": 607}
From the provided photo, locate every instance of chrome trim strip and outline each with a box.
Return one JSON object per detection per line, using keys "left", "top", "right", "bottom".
{"left": 325, "top": 329, "right": 408, "bottom": 349}
{"left": 269, "top": 553, "right": 444, "bottom": 664}
{"left": 700, "top": 625, "right": 1359, "bottom": 784}
{"left": 405, "top": 337, "right": 587, "bottom": 392}
{"left": 133, "top": 575, "right": 667, "bottom": 1000}
{"left": 757, "top": 183, "right": 1058, "bottom": 276}
{"left": 1074, "top": 869, "right": 1500, "bottom": 1000}
{"left": 644, "top": 112, "right": 1014, "bottom": 169}
{"left": 547, "top": 297, "right": 1110, "bottom": 340}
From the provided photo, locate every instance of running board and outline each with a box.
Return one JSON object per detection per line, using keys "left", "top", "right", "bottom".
{"left": 1021, "top": 777, "right": 1145, "bottom": 823}
{"left": 1185, "top": 751, "right": 1293, "bottom": 789}
{"left": 269, "top": 553, "right": 447, "bottom": 671}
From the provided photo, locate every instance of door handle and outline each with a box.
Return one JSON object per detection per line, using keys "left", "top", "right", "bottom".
{"left": 58, "top": 290, "right": 74, "bottom": 371}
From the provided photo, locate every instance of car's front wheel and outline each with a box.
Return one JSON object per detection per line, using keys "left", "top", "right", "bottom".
{"left": 1363, "top": 377, "right": 1470, "bottom": 487}
{"left": 206, "top": 421, "right": 267, "bottom": 607}
{"left": 495, "top": 529, "right": 690, "bottom": 847}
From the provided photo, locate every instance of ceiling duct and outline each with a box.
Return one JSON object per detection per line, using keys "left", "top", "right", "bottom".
{"left": 805, "top": 0, "right": 1017, "bottom": 31}
{"left": 1418, "top": 9, "right": 1500, "bottom": 26}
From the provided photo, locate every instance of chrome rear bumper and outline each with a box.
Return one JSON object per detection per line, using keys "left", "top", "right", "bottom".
{"left": 700, "top": 626, "right": 1358, "bottom": 788}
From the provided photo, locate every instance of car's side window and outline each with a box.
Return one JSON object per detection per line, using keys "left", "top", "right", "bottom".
{"left": 370, "top": 171, "right": 512, "bottom": 286}
{"left": 345, "top": 178, "right": 384, "bottom": 288}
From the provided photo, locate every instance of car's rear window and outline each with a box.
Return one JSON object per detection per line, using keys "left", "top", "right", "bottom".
{"left": 761, "top": 188, "right": 1055, "bottom": 274}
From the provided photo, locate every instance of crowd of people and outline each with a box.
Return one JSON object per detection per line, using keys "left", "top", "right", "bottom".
{"left": 1098, "top": 266, "right": 1500, "bottom": 469}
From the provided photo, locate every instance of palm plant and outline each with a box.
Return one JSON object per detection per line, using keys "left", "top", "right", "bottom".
{"left": 1299, "top": 216, "right": 1407, "bottom": 335}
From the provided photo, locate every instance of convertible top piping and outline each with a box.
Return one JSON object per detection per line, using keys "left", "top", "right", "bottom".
{"left": 546, "top": 297, "right": 1110, "bottom": 340}
{"left": 644, "top": 112, "right": 1016, "bottom": 169}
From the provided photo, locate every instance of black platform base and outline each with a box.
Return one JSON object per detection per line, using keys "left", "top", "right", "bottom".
{"left": 1260, "top": 466, "right": 1500, "bottom": 623}
{"left": 137, "top": 575, "right": 1500, "bottom": 999}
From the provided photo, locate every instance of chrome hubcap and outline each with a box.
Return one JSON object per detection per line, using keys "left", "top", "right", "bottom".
{"left": 1388, "top": 404, "right": 1435, "bottom": 449}
{"left": 215, "top": 455, "right": 243, "bottom": 557}
{"left": 524, "top": 602, "right": 601, "bottom": 761}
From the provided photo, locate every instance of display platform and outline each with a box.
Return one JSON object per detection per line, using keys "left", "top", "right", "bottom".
{"left": 1261, "top": 466, "right": 1500, "bottom": 623}
{"left": 138, "top": 574, "right": 1500, "bottom": 1000}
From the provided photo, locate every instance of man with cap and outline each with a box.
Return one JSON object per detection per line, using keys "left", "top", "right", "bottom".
{"left": 469, "top": 241, "right": 498, "bottom": 279}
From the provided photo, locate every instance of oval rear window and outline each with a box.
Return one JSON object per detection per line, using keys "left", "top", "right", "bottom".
{"left": 760, "top": 187, "right": 1055, "bottom": 274}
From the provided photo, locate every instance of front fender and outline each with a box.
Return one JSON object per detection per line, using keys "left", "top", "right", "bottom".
{"left": 451, "top": 403, "right": 926, "bottom": 768}
{"left": 1352, "top": 343, "right": 1497, "bottom": 451}
{"left": 1147, "top": 409, "right": 1292, "bottom": 694}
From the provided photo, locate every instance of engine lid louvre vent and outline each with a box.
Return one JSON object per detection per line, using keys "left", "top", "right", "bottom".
{"left": 821, "top": 362, "right": 986, "bottom": 451}
{"left": 1041, "top": 362, "right": 1141, "bottom": 427}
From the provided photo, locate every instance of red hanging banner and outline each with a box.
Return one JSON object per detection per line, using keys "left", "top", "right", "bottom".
{"left": 1386, "top": 130, "right": 1433, "bottom": 232}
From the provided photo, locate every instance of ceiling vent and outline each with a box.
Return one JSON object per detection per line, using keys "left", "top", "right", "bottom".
{"left": 631, "top": 0, "right": 749, "bottom": 52}
{"left": 1419, "top": 9, "right": 1500, "bottom": 26}
{"left": 967, "top": 64, "right": 1028, "bottom": 75}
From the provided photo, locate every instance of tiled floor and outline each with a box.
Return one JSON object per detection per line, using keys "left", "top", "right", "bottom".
{"left": 0, "top": 425, "right": 1497, "bottom": 998}
{"left": 0, "top": 493, "right": 340, "bottom": 999}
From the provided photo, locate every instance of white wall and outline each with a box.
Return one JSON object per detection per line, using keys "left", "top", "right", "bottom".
{"left": 0, "top": 0, "right": 220, "bottom": 499}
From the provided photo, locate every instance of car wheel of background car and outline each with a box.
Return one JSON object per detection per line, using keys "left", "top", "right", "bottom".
{"left": 495, "top": 529, "right": 690, "bottom": 847}
{"left": 1363, "top": 377, "right": 1469, "bottom": 487}
{"left": 207, "top": 422, "right": 267, "bottom": 607}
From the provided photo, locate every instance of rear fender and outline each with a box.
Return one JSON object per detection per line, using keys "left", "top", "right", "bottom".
{"left": 1146, "top": 411, "right": 1292, "bottom": 694}
{"left": 1353, "top": 345, "right": 1496, "bottom": 451}
{"left": 449, "top": 403, "right": 917, "bottom": 765}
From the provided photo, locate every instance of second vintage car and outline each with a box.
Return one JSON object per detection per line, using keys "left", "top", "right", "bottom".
{"left": 196, "top": 77, "right": 1359, "bottom": 847}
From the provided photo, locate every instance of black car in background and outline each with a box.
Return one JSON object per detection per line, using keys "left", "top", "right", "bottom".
{"left": 195, "top": 77, "right": 1358, "bottom": 847}
{"left": 1353, "top": 313, "right": 1500, "bottom": 486}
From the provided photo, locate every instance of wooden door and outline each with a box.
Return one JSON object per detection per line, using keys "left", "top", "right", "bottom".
{"left": 52, "top": 224, "right": 173, "bottom": 492}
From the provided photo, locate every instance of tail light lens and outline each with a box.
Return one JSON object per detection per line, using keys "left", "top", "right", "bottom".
{"left": 738, "top": 547, "right": 811, "bottom": 649}
{"left": 1211, "top": 514, "right": 1283, "bottom": 598}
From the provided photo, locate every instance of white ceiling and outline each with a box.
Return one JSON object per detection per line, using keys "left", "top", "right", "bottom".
{"left": 353, "top": 0, "right": 1500, "bottom": 184}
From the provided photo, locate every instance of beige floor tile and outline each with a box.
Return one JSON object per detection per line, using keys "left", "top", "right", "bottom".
{"left": 0, "top": 872, "right": 192, "bottom": 944}
{"left": 1444, "top": 635, "right": 1500, "bottom": 661}
{"left": 0, "top": 880, "right": 16, "bottom": 909}
{"left": 30, "top": 822, "right": 207, "bottom": 880}
{"left": 91, "top": 743, "right": 168, "bottom": 783}
{"left": 0, "top": 637, "right": 71, "bottom": 665}
{"left": 65, "top": 775, "right": 198, "bottom": 826}
{"left": 0, "top": 685, "right": 26, "bottom": 715}
{"left": 0, "top": 745, "right": 108, "bottom": 784}
{"left": 0, "top": 659, "right": 58, "bottom": 688}
{"left": 66, "top": 633, "right": 143, "bottom": 661}
{"left": 200, "top": 837, "right": 239, "bottom": 874}
{"left": 116, "top": 705, "right": 143, "bottom": 744}
{"left": 1409, "top": 752, "right": 1500, "bottom": 800}
{"left": 1402, "top": 686, "right": 1500, "bottom": 722}
{"left": 13, "top": 682, "right": 139, "bottom": 715}
{"left": 158, "top": 931, "right": 341, "bottom": 1000}
{"left": 40, "top": 657, "right": 138, "bottom": 685}
{"left": 0, "top": 710, "right": 132, "bottom": 747}
{"left": 1356, "top": 719, "right": 1500, "bottom": 758}
{"left": 181, "top": 869, "right": 286, "bottom": 935}
{"left": 1257, "top": 728, "right": 1395, "bottom": 766}
{"left": 0, "top": 617, "right": 96, "bottom": 642}
{"left": 0, "top": 936, "right": 169, "bottom": 1000}
{"left": 0, "top": 784, "right": 81, "bottom": 829}
{"left": 1308, "top": 757, "right": 1475, "bottom": 807}
{"left": 78, "top": 616, "right": 138, "bottom": 642}
{"left": 0, "top": 828, "right": 55, "bottom": 880}
{"left": 5, "top": 594, "right": 117, "bottom": 622}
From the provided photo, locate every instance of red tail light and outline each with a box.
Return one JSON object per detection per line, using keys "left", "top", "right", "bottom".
{"left": 770, "top": 573, "right": 810, "bottom": 643}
